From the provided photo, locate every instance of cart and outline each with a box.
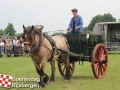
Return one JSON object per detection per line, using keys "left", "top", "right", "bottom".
{"left": 57, "top": 33, "right": 108, "bottom": 79}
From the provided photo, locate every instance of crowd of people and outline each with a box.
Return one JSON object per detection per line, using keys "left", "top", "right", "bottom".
{"left": 0, "top": 36, "right": 26, "bottom": 58}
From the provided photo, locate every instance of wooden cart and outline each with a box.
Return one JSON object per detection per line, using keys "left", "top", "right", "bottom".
{"left": 57, "top": 33, "right": 108, "bottom": 79}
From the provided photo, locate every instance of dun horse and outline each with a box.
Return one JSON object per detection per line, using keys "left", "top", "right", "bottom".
{"left": 23, "top": 25, "right": 70, "bottom": 87}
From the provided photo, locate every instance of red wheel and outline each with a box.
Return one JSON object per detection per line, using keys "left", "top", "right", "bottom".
{"left": 57, "top": 58, "right": 75, "bottom": 77}
{"left": 92, "top": 44, "right": 108, "bottom": 79}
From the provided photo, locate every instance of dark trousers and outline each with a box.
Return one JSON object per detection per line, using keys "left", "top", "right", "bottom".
{"left": 7, "top": 50, "right": 12, "bottom": 57}
{"left": 0, "top": 47, "right": 3, "bottom": 58}
{"left": 13, "top": 46, "right": 18, "bottom": 57}
{"left": 0, "top": 47, "right": 2, "bottom": 54}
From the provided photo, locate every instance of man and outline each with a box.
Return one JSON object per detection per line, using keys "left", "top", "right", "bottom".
{"left": 0, "top": 37, "right": 4, "bottom": 57}
{"left": 67, "top": 8, "right": 83, "bottom": 33}
{"left": 19, "top": 37, "right": 24, "bottom": 56}
{"left": 13, "top": 37, "right": 19, "bottom": 57}
{"left": 6, "top": 38, "right": 12, "bottom": 57}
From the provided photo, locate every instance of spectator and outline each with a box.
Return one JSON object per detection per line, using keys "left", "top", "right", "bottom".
{"left": 2, "top": 39, "right": 6, "bottom": 54}
{"left": 0, "top": 37, "right": 4, "bottom": 57}
{"left": 6, "top": 39, "right": 12, "bottom": 57}
{"left": 19, "top": 37, "right": 24, "bottom": 56}
{"left": 13, "top": 37, "right": 19, "bottom": 57}
{"left": 17, "top": 41, "right": 22, "bottom": 56}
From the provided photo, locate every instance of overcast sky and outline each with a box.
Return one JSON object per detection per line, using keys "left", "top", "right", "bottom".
{"left": 0, "top": 0, "right": 120, "bottom": 33}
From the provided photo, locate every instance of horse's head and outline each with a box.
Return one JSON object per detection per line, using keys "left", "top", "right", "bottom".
{"left": 23, "top": 25, "right": 32, "bottom": 53}
{"left": 23, "top": 25, "right": 44, "bottom": 53}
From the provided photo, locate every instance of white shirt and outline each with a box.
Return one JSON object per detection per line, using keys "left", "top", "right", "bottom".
{"left": 13, "top": 40, "right": 19, "bottom": 46}
{"left": 21, "top": 43, "right": 24, "bottom": 47}
{"left": 0, "top": 42, "right": 4, "bottom": 47}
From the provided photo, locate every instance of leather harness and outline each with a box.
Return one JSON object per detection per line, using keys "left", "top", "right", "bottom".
{"left": 29, "top": 31, "right": 57, "bottom": 62}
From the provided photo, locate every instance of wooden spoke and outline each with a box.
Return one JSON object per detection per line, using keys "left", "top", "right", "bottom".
{"left": 62, "top": 66, "right": 66, "bottom": 73}
{"left": 92, "top": 44, "right": 108, "bottom": 79}
{"left": 99, "top": 65, "right": 103, "bottom": 76}
{"left": 58, "top": 59, "right": 75, "bottom": 77}
{"left": 60, "top": 63, "right": 65, "bottom": 66}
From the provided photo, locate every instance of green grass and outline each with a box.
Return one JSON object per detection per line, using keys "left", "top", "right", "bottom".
{"left": 0, "top": 54, "right": 120, "bottom": 90}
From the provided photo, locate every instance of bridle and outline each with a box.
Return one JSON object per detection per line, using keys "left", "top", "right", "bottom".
{"left": 29, "top": 30, "right": 44, "bottom": 54}
{"left": 23, "top": 27, "right": 45, "bottom": 54}
{"left": 23, "top": 26, "right": 32, "bottom": 45}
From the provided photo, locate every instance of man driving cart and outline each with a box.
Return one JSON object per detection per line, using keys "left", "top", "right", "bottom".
{"left": 67, "top": 8, "right": 83, "bottom": 33}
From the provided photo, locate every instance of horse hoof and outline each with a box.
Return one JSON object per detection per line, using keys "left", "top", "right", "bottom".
{"left": 44, "top": 75, "right": 49, "bottom": 84}
{"left": 64, "top": 76, "right": 70, "bottom": 80}
{"left": 50, "top": 81, "right": 55, "bottom": 84}
{"left": 47, "top": 80, "right": 51, "bottom": 84}
{"left": 50, "top": 78, "right": 55, "bottom": 83}
{"left": 38, "top": 82, "right": 45, "bottom": 88}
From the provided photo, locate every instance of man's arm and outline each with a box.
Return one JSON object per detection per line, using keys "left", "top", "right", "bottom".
{"left": 75, "top": 16, "right": 83, "bottom": 30}
{"left": 68, "top": 18, "right": 72, "bottom": 29}
{"left": 67, "top": 18, "right": 73, "bottom": 31}
{"left": 78, "top": 16, "right": 83, "bottom": 28}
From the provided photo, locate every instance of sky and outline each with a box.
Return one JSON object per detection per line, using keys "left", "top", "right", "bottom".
{"left": 0, "top": 0, "right": 120, "bottom": 33}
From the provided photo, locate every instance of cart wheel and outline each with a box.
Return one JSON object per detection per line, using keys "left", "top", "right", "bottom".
{"left": 57, "top": 59, "right": 75, "bottom": 77}
{"left": 92, "top": 44, "right": 108, "bottom": 79}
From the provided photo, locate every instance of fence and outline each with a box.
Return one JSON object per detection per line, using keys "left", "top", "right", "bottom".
{"left": 0, "top": 45, "right": 29, "bottom": 58}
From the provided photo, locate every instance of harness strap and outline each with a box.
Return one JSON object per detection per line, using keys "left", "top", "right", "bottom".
{"left": 43, "top": 33, "right": 57, "bottom": 62}
{"left": 42, "top": 43, "right": 52, "bottom": 52}
{"left": 29, "top": 32, "right": 57, "bottom": 62}
{"left": 30, "top": 33, "right": 44, "bottom": 54}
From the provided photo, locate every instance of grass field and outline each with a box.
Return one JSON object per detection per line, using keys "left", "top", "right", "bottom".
{"left": 0, "top": 54, "right": 120, "bottom": 90}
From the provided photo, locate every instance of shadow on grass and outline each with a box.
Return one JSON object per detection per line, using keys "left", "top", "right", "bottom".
{"left": 55, "top": 75, "right": 95, "bottom": 81}
{"left": 71, "top": 75, "right": 95, "bottom": 80}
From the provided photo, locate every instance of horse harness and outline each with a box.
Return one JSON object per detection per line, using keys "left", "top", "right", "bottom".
{"left": 30, "top": 31, "right": 57, "bottom": 62}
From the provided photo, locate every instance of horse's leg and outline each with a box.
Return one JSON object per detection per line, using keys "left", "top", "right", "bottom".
{"left": 40, "top": 61, "right": 49, "bottom": 84}
{"left": 63, "top": 54, "right": 70, "bottom": 80}
{"left": 34, "top": 62, "right": 49, "bottom": 87}
{"left": 34, "top": 63, "right": 45, "bottom": 87}
{"left": 50, "top": 60, "right": 55, "bottom": 82}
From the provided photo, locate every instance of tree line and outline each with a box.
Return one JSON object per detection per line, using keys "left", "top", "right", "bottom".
{"left": 0, "top": 23, "right": 16, "bottom": 36}
{"left": 83, "top": 13, "right": 116, "bottom": 34}
{"left": 0, "top": 13, "right": 118, "bottom": 36}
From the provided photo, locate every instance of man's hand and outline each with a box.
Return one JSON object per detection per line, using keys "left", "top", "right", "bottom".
{"left": 75, "top": 26, "right": 79, "bottom": 30}
{"left": 66, "top": 28, "right": 70, "bottom": 31}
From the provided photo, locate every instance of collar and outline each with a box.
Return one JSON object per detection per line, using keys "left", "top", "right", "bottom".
{"left": 74, "top": 14, "right": 78, "bottom": 18}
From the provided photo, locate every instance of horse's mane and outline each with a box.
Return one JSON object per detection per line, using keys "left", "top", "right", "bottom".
{"left": 24, "top": 26, "right": 32, "bottom": 33}
{"left": 33, "top": 26, "right": 42, "bottom": 36}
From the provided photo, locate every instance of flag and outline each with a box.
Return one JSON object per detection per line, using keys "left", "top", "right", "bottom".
{"left": 0, "top": 74, "right": 12, "bottom": 88}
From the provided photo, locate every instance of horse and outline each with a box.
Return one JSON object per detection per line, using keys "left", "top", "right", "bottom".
{"left": 22, "top": 25, "right": 70, "bottom": 87}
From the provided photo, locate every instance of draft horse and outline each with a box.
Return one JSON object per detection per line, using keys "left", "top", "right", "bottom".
{"left": 23, "top": 25, "right": 70, "bottom": 87}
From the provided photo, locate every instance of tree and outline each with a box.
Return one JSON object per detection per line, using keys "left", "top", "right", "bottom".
{"left": 0, "top": 29, "right": 4, "bottom": 34}
{"left": 4, "top": 23, "right": 16, "bottom": 36}
{"left": 83, "top": 27, "right": 93, "bottom": 34}
{"left": 87, "top": 13, "right": 116, "bottom": 31}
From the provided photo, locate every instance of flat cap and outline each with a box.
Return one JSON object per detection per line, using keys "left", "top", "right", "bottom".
{"left": 71, "top": 8, "right": 78, "bottom": 12}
